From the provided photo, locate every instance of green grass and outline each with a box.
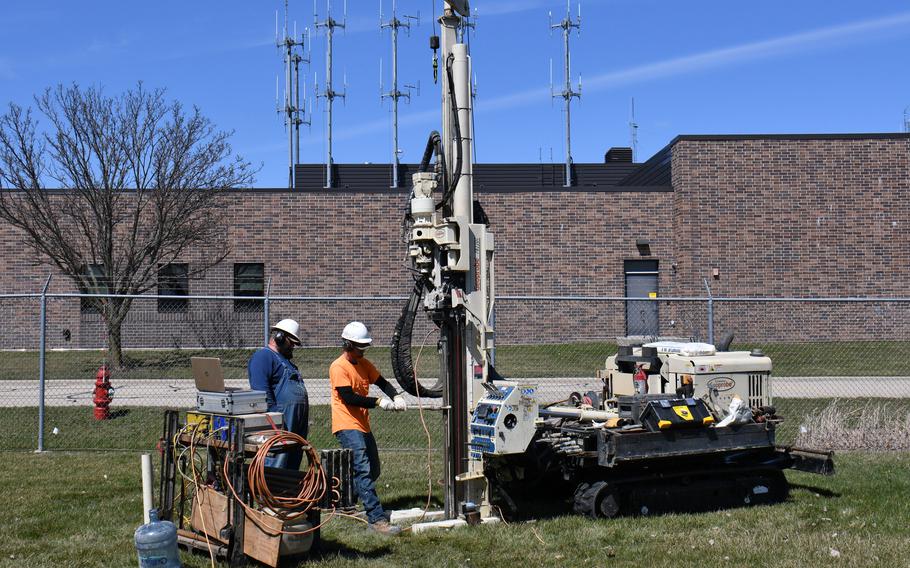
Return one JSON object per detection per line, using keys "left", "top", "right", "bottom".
{"left": 0, "top": 450, "right": 908, "bottom": 567}
{"left": 2, "top": 340, "right": 910, "bottom": 381}
{"left": 1, "top": 406, "right": 443, "bottom": 452}
{"left": 6, "top": 399, "right": 910, "bottom": 451}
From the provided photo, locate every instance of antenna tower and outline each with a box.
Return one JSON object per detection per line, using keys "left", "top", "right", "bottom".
{"left": 904, "top": 105, "right": 910, "bottom": 133}
{"left": 380, "top": 0, "right": 418, "bottom": 189}
{"left": 315, "top": 0, "right": 347, "bottom": 188}
{"left": 550, "top": 1, "right": 582, "bottom": 187}
{"left": 629, "top": 97, "right": 639, "bottom": 162}
{"left": 277, "top": 1, "right": 311, "bottom": 188}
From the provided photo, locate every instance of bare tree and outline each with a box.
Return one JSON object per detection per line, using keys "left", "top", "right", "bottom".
{"left": 0, "top": 83, "right": 256, "bottom": 367}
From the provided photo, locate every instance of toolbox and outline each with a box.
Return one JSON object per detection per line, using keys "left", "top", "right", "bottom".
{"left": 196, "top": 389, "right": 268, "bottom": 415}
{"left": 638, "top": 397, "right": 715, "bottom": 432}
{"left": 617, "top": 394, "right": 677, "bottom": 423}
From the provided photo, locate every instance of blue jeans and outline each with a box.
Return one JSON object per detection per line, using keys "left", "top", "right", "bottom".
{"left": 335, "top": 429, "right": 385, "bottom": 524}
{"left": 267, "top": 378, "right": 309, "bottom": 470}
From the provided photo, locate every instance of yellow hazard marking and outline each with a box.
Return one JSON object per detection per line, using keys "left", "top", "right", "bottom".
{"left": 672, "top": 406, "right": 693, "bottom": 421}
{"left": 648, "top": 292, "right": 657, "bottom": 298}
{"left": 703, "top": 416, "right": 715, "bottom": 425}
{"left": 658, "top": 420, "right": 672, "bottom": 429}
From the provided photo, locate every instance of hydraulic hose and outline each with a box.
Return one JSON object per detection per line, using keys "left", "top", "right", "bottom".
{"left": 419, "top": 131, "right": 442, "bottom": 173}
{"left": 437, "top": 56, "right": 463, "bottom": 211}
{"left": 391, "top": 277, "right": 444, "bottom": 398}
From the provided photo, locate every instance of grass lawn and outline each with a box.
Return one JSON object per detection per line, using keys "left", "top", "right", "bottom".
{"left": 2, "top": 340, "right": 909, "bottom": 381}
{"left": 0, "top": 449, "right": 908, "bottom": 567}
{"left": 2, "top": 406, "right": 444, "bottom": 453}
{"left": 6, "top": 398, "right": 910, "bottom": 451}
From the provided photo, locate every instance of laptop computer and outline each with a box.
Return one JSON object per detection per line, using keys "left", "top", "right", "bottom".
{"left": 191, "top": 357, "right": 242, "bottom": 393}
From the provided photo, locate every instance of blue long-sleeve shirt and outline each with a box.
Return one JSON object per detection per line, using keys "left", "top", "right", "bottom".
{"left": 248, "top": 347, "right": 300, "bottom": 411}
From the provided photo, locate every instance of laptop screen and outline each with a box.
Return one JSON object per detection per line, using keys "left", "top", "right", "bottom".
{"left": 190, "top": 357, "right": 226, "bottom": 392}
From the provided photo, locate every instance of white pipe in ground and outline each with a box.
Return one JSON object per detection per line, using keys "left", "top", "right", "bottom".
{"left": 141, "top": 453, "right": 154, "bottom": 523}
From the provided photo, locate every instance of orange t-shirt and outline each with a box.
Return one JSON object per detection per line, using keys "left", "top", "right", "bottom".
{"left": 329, "top": 354, "right": 381, "bottom": 434}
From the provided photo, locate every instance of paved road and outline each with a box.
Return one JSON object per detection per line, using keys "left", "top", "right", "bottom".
{"left": 1, "top": 376, "right": 909, "bottom": 407}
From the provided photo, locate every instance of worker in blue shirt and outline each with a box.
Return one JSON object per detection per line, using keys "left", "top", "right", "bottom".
{"left": 248, "top": 319, "right": 308, "bottom": 470}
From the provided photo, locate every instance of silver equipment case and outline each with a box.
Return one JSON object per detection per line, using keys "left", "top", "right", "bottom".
{"left": 196, "top": 389, "right": 268, "bottom": 415}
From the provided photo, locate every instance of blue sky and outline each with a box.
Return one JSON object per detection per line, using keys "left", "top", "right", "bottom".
{"left": 2, "top": 1, "right": 909, "bottom": 187}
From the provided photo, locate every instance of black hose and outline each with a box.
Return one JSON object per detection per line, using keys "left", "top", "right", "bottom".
{"left": 419, "top": 131, "right": 441, "bottom": 172}
{"left": 437, "top": 56, "right": 463, "bottom": 211}
{"left": 390, "top": 277, "right": 444, "bottom": 398}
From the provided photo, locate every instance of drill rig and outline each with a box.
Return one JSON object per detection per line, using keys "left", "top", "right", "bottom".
{"left": 391, "top": 0, "right": 833, "bottom": 522}
{"left": 390, "top": 0, "right": 495, "bottom": 519}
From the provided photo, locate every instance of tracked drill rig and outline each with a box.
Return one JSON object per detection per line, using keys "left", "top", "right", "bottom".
{"left": 390, "top": 1, "right": 833, "bottom": 522}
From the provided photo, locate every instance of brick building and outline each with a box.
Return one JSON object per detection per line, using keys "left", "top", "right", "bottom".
{"left": 1, "top": 133, "right": 907, "bottom": 349}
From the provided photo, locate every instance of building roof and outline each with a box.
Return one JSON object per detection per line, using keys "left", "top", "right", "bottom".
{"left": 292, "top": 162, "right": 670, "bottom": 193}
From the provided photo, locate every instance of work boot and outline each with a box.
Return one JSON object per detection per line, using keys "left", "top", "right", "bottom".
{"left": 369, "top": 519, "right": 401, "bottom": 536}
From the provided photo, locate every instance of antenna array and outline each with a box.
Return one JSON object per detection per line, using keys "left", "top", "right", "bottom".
{"left": 315, "top": 0, "right": 347, "bottom": 188}
{"left": 629, "top": 97, "right": 639, "bottom": 163}
{"left": 550, "top": 0, "right": 582, "bottom": 187}
{"left": 277, "top": 0, "right": 312, "bottom": 189}
{"left": 380, "top": 0, "right": 419, "bottom": 189}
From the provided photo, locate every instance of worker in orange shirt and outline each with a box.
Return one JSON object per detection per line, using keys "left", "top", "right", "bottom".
{"left": 330, "top": 321, "right": 406, "bottom": 536}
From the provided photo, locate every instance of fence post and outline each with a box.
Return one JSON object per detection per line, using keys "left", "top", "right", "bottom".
{"left": 36, "top": 274, "right": 52, "bottom": 453}
{"left": 703, "top": 278, "right": 714, "bottom": 345}
{"left": 263, "top": 277, "right": 272, "bottom": 347}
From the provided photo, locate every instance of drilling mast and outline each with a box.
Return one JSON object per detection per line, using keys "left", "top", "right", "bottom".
{"left": 392, "top": 0, "right": 496, "bottom": 520}
{"left": 550, "top": 1, "right": 581, "bottom": 187}
{"left": 315, "top": 0, "right": 346, "bottom": 188}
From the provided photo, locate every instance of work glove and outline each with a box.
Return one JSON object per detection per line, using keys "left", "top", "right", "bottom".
{"left": 393, "top": 395, "right": 407, "bottom": 411}
{"left": 377, "top": 397, "right": 395, "bottom": 411}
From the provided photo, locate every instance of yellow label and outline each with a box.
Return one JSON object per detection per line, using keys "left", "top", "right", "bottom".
{"left": 657, "top": 420, "right": 672, "bottom": 429}
{"left": 672, "top": 406, "right": 693, "bottom": 421}
{"left": 648, "top": 292, "right": 657, "bottom": 298}
{"left": 703, "top": 416, "right": 715, "bottom": 425}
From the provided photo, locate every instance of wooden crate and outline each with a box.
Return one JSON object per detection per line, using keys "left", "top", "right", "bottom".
{"left": 190, "top": 486, "right": 231, "bottom": 544}
{"left": 243, "top": 509, "right": 315, "bottom": 568}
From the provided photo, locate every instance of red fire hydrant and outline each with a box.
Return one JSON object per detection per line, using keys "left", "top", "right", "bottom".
{"left": 93, "top": 364, "right": 114, "bottom": 420}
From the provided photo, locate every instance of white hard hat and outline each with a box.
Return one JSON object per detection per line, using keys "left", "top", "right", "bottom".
{"left": 271, "top": 319, "right": 301, "bottom": 345}
{"left": 341, "top": 321, "right": 373, "bottom": 344}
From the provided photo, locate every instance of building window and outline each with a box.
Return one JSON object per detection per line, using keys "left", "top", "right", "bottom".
{"left": 80, "top": 264, "right": 107, "bottom": 314}
{"left": 158, "top": 263, "right": 189, "bottom": 313}
{"left": 234, "top": 263, "right": 264, "bottom": 312}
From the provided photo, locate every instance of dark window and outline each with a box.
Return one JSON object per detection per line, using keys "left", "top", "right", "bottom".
{"left": 234, "top": 263, "right": 264, "bottom": 312}
{"left": 158, "top": 263, "right": 189, "bottom": 313}
{"left": 80, "top": 264, "right": 107, "bottom": 314}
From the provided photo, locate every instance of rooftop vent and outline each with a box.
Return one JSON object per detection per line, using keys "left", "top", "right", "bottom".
{"left": 605, "top": 147, "right": 633, "bottom": 163}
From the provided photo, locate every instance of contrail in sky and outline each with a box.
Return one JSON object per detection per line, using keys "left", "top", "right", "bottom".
{"left": 480, "top": 10, "right": 910, "bottom": 111}
{"left": 301, "top": 10, "right": 910, "bottom": 146}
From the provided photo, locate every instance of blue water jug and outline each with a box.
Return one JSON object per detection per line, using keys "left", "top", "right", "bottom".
{"left": 134, "top": 508, "right": 182, "bottom": 567}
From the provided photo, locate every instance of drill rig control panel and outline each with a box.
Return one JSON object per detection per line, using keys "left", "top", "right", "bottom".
{"left": 469, "top": 382, "right": 538, "bottom": 459}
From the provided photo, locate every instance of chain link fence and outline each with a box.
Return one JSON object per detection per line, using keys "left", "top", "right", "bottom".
{"left": 1, "top": 292, "right": 909, "bottom": 452}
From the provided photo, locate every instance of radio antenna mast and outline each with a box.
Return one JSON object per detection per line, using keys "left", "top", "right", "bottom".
{"left": 629, "top": 97, "right": 639, "bottom": 163}
{"left": 550, "top": 0, "right": 581, "bottom": 187}
{"left": 904, "top": 105, "right": 910, "bottom": 133}
{"left": 277, "top": 1, "right": 311, "bottom": 188}
{"left": 315, "top": 0, "right": 347, "bottom": 188}
{"left": 381, "top": 0, "right": 418, "bottom": 189}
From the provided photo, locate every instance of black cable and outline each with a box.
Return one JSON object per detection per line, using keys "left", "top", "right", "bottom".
{"left": 390, "top": 277, "right": 444, "bottom": 398}
{"left": 437, "top": 55, "right": 463, "bottom": 211}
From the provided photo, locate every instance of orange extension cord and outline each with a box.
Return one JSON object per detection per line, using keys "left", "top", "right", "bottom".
{"left": 223, "top": 430, "right": 341, "bottom": 536}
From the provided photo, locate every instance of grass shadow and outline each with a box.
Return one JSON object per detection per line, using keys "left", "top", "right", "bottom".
{"left": 309, "top": 539, "right": 393, "bottom": 562}
{"left": 107, "top": 408, "right": 132, "bottom": 420}
{"left": 788, "top": 482, "right": 841, "bottom": 498}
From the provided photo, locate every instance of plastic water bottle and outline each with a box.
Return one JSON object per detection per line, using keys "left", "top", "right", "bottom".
{"left": 134, "top": 509, "right": 182, "bottom": 567}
